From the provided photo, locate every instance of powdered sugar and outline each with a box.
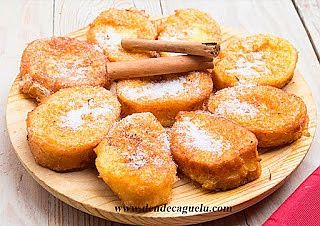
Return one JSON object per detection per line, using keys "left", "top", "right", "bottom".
{"left": 122, "top": 134, "right": 168, "bottom": 169}
{"left": 120, "top": 75, "right": 201, "bottom": 100}
{"left": 159, "top": 27, "right": 206, "bottom": 56}
{"left": 159, "top": 131, "right": 171, "bottom": 152}
{"left": 226, "top": 52, "right": 271, "bottom": 77}
{"left": 160, "top": 26, "right": 206, "bottom": 42}
{"left": 125, "top": 151, "right": 148, "bottom": 169}
{"left": 124, "top": 151, "right": 166, "bottom": 169}
{"left": 178, "top": 119, "right": 231, "bottom": 155}
{"left": 60, "top": 100, "right": 113, "bottom": 130}
{"left": 46, "top": 58, "right": 89, "bottom": 80}
{"left": 117, "top": 113, "right": 171, "bottom": 169}
{"left": 215, "top": 98, "right": 258, "bottom": 118}
{"left": 95, "top": 27, "right": 136, "bottom": 51}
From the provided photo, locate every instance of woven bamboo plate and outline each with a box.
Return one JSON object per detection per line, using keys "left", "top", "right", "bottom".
{"left": 6, "top": 27, "right": 317, "bottom": 225}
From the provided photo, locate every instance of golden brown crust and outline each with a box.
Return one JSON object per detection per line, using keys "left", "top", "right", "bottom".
{"left": 207, "top": 85, "right": 308, "bottom": 147}
{"left": 157, "top": 8, "right": 221, "bottom": 56}
{"left": 116, "top": 71, "right": 213, "bottom": 126}
{"left": 94, "top": 112, "right": 177, "bottom": 207}
{"left": 170, "top": 111, "right": 261, "bottom": 190}
{"left": 27, "top": 86, "right": 121, "bottom": 172}
{"left": 87, "top": 8, "right": 157, "bottom": 62}
{"left": 20, "top": 37, "right": 108, "bottom": 102}
{"left": 213, "top": 34, "right": 298, "bottom": 89}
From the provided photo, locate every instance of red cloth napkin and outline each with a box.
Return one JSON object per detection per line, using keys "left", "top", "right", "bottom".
{"left": 263, "top": 167, "right": 320, "bottom": 226}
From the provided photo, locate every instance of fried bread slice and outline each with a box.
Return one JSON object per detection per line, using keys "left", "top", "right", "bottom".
{"left": 20, "top": 37, "right": 107, "bottom": 102}
{"left": 116, "top": 71, "right": 213, "bottom": 126}
{"left": 94, "top": 112, "right": 177, "bottom": 207}
{"left": 27, "top": 86, "right": 121, "bottom": 171}
{"left": 87, "top": 8, "right": 157, "bottom": 62}
{"left": 213, "top": 34, "right": 298, "bottom": 89}
{"left": 208, "top": 85, "right": 308, "bottom": 147}
{"left": 170, "top": 111, "right": 261, "bottom": 190}
{"left": 157, "top": 8, "right": 221, "bottom": 56}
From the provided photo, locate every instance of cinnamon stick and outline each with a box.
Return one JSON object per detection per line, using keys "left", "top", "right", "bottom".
{"left": 107, "top": 55, "right": 213, "bottom": 80}
{"left": 121, "top": 39, "right": 220, "bottom": 58}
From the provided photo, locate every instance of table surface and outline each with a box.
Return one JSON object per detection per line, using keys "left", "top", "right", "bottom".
{"left": 0, "top": 0, "right": 319, "bottom": 225}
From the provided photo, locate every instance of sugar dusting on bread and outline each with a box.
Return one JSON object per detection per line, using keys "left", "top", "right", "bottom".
{"left": 124, "top": 152, "right": 166, "bottom": 169}
{"left": 176, "top": 116, "right": 231, "bottom": 155}
{"left": 124, "top": 151, "right": 148, "bottom": 169}
{"left": 46, "top": 58, "right": 90, "bottom": 81}
{"left": 60, "top": 99, "right": 114, "bottom": 130}
{"left": 111, "top": 113, "right": 171, "bottom": 169}
{"left": 159, "top": 26, "right": 205, "bottom": 42}
{"left": 95, "top": 28, "right": 137, "bottom": 51}
{"left": 214, "top": 86, "right": 259, "bottom": 118}
{"left": 120, "top": 75, "right": 201, "bottom": 100}
{"left": 226, "top": 52, "right": 271, "bottom": 77}
{"left": 215, "top": 98, "right": 258, "bottom": 118}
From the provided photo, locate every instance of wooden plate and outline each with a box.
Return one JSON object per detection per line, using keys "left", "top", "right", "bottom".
{"left": 6, "top": 27, "right": 317, "bottom": 225}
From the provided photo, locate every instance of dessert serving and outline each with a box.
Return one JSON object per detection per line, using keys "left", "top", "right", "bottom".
{"left": 19, "top": 37, "right": 108, "bottom": 102}
{"left": 27, "top": 86, "right": 121, "bottom": 171}
{"left": 116, "top": 71, "right": 213, "bottom": 126}
{"left": 95, "top": 112, "right": 177, "bottom": 208}
{"left": 157, "top": 8, "right": 221, "bottom": 56}
{"left": 213, "top": 34, "right": 298, "bottom": 89}
{"left": 170, "top": 111, "right": 261, "bottom": 191}
{"left": 87, "top": 8, "right": 157, "bottom": 61}
{"left": 6, "top": 6, "right": 316, "bottom": 225}
{"left": 207, "top": 85, "right": 308, "bottom": 148}
{"left": 21, "top": 5, "right": 308, "bottom": 205}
